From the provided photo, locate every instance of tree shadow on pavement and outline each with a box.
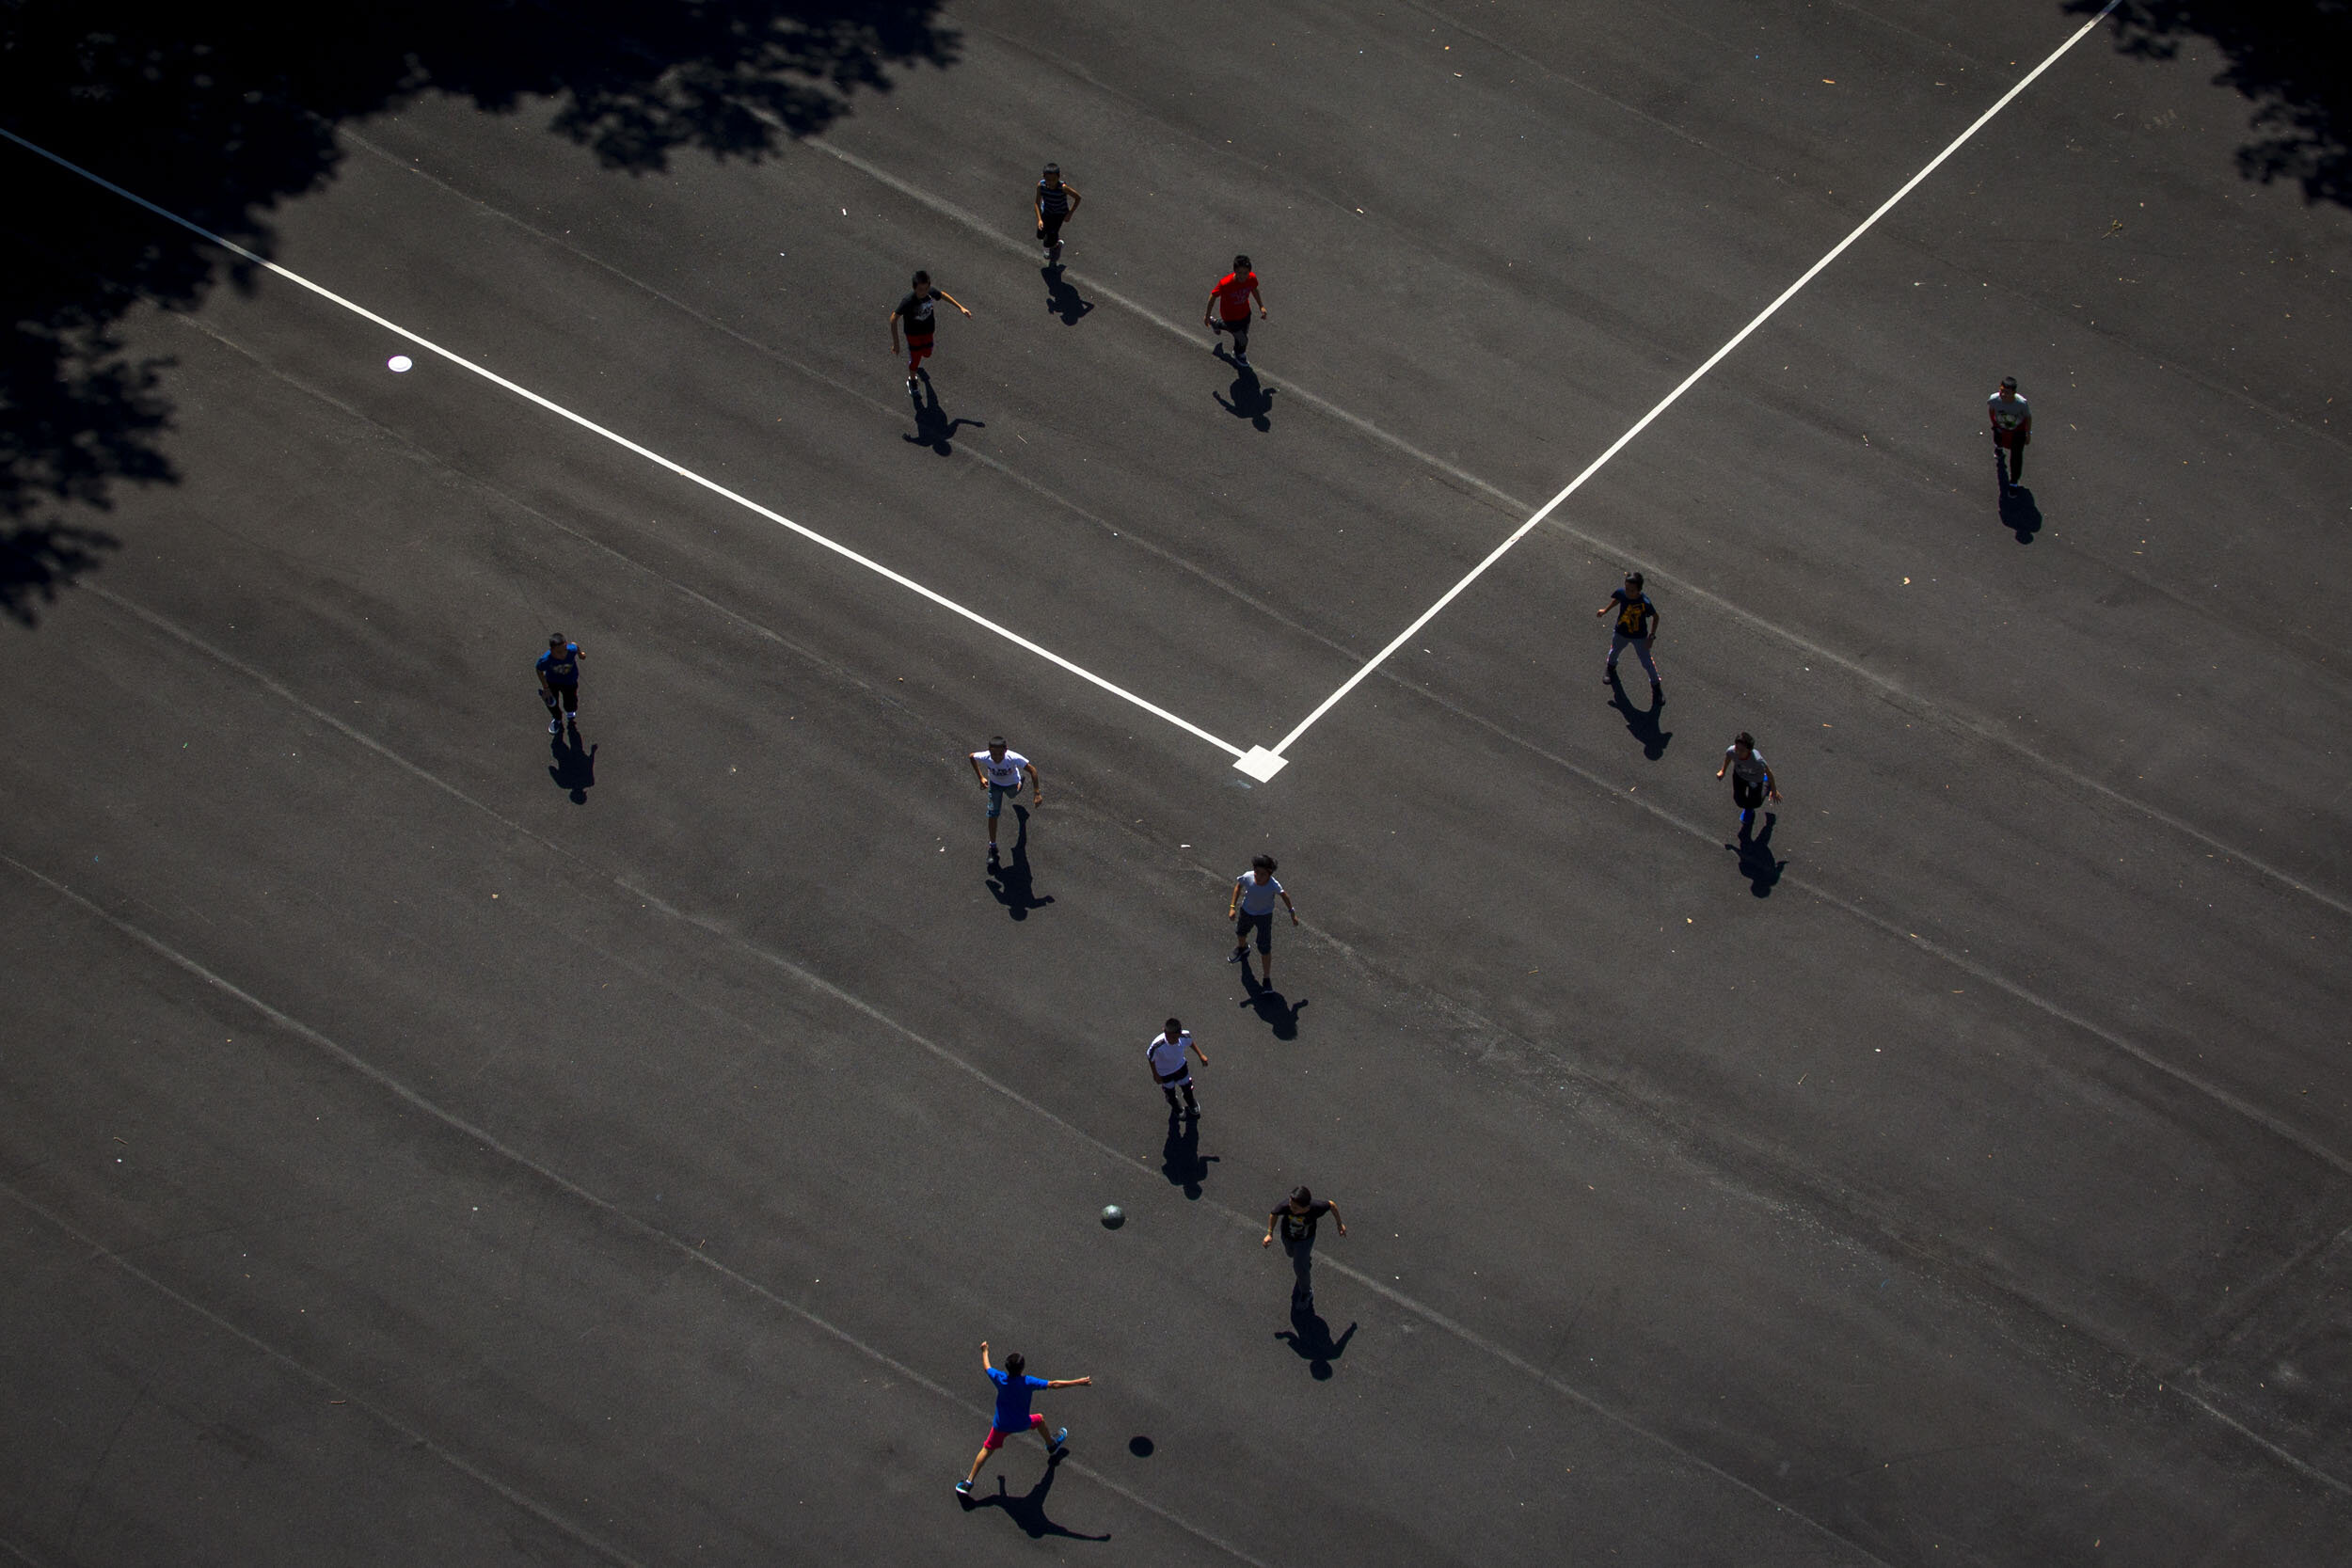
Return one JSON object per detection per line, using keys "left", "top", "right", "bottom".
{"left": 1605, "top": 672, "right": 1673, "bottom": 760}
{"left": 2074, "top": 2, "right": 2352, "bottom": 209}
{"left": 1729, "top": 813, "right": 1784, "bottom": 898}
{"left": 961, "top": 1455, "right": 1109, "bottom": 1543}
{"left": 0, "top": 3, "right": 961, "bottom": 614}
{"left": 904, "top": 374, "right": 983, "bottom": 454}
{"left": 1238, "top": 974, "right": 1307, "bottom": 1040}
{"left": 984, "top": 805, "right": 1052, "bottom": 919}
{"left": 1, "top": 522, "right": 122, "bottom": 626}
{"left": 1041, "top": 264, "right": 1092, "bottom": 325}
{"left": 1275, "top": 1300, "right": 1357, "bottom": 1381}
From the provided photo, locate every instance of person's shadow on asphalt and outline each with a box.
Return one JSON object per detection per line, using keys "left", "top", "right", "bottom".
{"left": 984, "top": 806, "right": 1054, "bottom": 920}
{"left": 904, "top": 373, "right": 984, "bottom": 455}
{"left": 1999, "top": 483, "right": 2042, "bottom": 544}
{"left": 1605, "top": 672, "right": 1672, "bottom": 760}
{"left": 960, "top": 1453, "right": 1108, "bottom": 1542}
{"left": 548, "top": 729, "right": 596, "bottom": 803}
{"left": 1159, "top": 1108, "right": 1216, "bottom": 1199}
{"left": 1239, "top": 973, "right": 1307, "bottom": 1039}
{"left": 1212, "top": 353, "right": 1276, "bottom": 431}
{"left": 1729, "top": 812, "right": 1784, "bottom": 897}
{"left": 1275, "top": 1298, "right": 1358, "bottom": 1381}
{"left": 1041, "top": 263, "right": 1092, "bottom": 325}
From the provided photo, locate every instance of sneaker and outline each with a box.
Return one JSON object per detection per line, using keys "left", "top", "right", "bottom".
{"left": 1052, "top": 1427, "right": 1070, "bottom": 1449}
{"left": 1602, "top": 667, "right": 1616, "bottom": 685}
{"left": 955, "top": 1479, "right": 973, "bottom": 1497}
{"left": 907, "top": 375, "right": 920, "bottom": 394}
{"left": 548, "top": 718, "right": 563, "bottom": 736}
{"left": 1227, "top": 948, "right": 1248, "bottom": 964}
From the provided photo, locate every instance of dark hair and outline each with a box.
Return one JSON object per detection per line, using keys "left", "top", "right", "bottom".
{"left": 1043, "top": 163, "right": 1059, "bottom": 175}
{"left": 1233, "top": 254, "right": 1250, "bottom": 272}
{"left": 913, "top": 270, "right": 931, "bottom": 287}
{"left": 548, "top": 632, "right": 565, "bottom": 645}
{"left": 1288, "top": 1185, "right": 1312, "bottom": 1208}
{"left": 1625, "top": 572, "right": 1644, "bottom": 591}
{"left": 1735, "top": 731, "right": 1755, "bottom": 749}
{"left": 990, "top": 735, "right": 1006, "bottom": 747}
{"left": 2000, "top": 375, "right": 2018, "bottom": 389}
{"left": 1003, "top": 1352, "right": 1025, "bottom": 1377}
{"left": 1251, "top": 853, "right": 1276, "bottom": 872}
{"left": 1164, "top": 1017, "right": 1183, "bottom": 1037}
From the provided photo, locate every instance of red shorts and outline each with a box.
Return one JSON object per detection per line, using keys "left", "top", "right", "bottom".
{"left": 906, "top": 337, "right": 933, "bottom": 368}
{"left": 981, "top": 1414, "right": 1046, "bottom": 1450}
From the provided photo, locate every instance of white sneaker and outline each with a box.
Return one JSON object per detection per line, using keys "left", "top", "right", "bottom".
{"left": 548, "top": 718, "right": 563, "bottom": 735}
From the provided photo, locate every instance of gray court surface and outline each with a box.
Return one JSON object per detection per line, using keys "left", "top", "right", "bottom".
{"left": 4, "top": 2, "right": 2349, "bottom": 1563}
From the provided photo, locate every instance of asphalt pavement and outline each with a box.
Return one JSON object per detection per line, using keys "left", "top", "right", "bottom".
{"left": 4, "top": 2, "right": 2349, "bottom": 1563}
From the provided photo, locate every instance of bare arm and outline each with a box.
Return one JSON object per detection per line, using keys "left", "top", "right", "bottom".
{"left": 1251, "top": 282, "right": 1267, "bottom": 318}
{"left": 935, "top": 289, "right": 973, "bottom": 318}
{"left": 1045, "top": 1376, "right": 1091, "bottom": 1388}
{"left": 1326, "top": 1202, "right": 1346, "bottom": 1237}
{"left": 1063, "top": 184, "right": 1082, "bottom": 214}
{"left": 970, "top": 757, "right": 989, "bottom": 786}
{"left": 979, "top": 1341, "right": 993, "bottom": 1371}
{"left": 1227, "top": 882, "right": 1242, "bottom": 919}
{"left": 1262, "top": 1212, "right": 1281, "bottom": 1246}
{"left": 1280, "top": 890, "right": 1298, "bottom": 925}
{"left": 891, "top": 310, "right": 903, "bottom": 352}
{"left": 1190, "top": 1037, "right": 1209, "bottom": 1066}
{"left": 1204, "top": 289, "right": 1221, "bottom": 325}
{"left": 1023, "top": 762, "right": 1042, "bottom": 801}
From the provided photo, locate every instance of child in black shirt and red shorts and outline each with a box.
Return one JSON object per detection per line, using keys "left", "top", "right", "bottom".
{"left": 890, "top": 271, "right": 971, "bottom": 395}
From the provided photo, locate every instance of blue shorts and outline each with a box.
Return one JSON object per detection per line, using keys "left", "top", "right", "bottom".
{"left": 988, "top": 783, "right": 1023, "bottom": 818}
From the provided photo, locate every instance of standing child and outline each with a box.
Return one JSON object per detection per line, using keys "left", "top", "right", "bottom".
{"left": 1988, "top": 375, "right": 2031, "bottom": 491}
{"left": 1034, "top": 164, "right": 1082, "bottom": 263}
{"left": 536, "top": 633, "right": 583, "bottom": 735}
{"left": 1203, "top": 255, "right": 1266, "bottom": 368}
{"left": 1596, "top": 571, "right": 1662, "bottom": 699}
{"left": 969, "top": 736, "right": 1041, "bottom": 864}
{"left": 1716, "top": 732, "right": 1782, "bottom": 836}
{"left": 891, "top": 271, "right": 972, "bottom": 395}
{"left": 1226, "top": 853, "right": 1298, "bottom": 986}
{"left": 958, "top": 1342, "right": 1089, "bottom": 1497}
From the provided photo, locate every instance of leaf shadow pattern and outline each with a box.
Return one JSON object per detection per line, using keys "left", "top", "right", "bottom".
{"left": 2073, "top": 1, "right": 2352, "bottom": 208}
{"left": 0, "top": 3, "right": 961, "bottom": 614}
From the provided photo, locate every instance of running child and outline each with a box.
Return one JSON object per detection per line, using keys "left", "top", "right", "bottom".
{"left": 1716, "top": 732, "right": 1782, "bottom": 836}
{"left": 1146, "top": 1018, "right": 1207, "bottom": 1115}
{"left": 969, "top": 736, "right": 1041, "bottom": 863}
{"left": 1034, "top": 164, "right": 1082, "bottom": 263}
{"left": 958, "top": 1342, "right": 1089, "bottom": 1497}
{"left": 536, "top": 633, "right": 583, "bottom": 735}
{"left": 1203, "top": 255, "right": 1266, "bottom": 367}
{"left": 891, "top": 271, "right": 972, "bottom": 394}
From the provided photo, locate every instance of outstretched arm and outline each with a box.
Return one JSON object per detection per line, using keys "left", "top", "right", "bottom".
{"left": 1045, "top": 1376, "right": 1092, "bottom": 1388}
{"left": 936, "top": 289, "right": 973, "bottom": 318}
{"left": 979, "top": 1340, "right": 993, "bottom": 1371}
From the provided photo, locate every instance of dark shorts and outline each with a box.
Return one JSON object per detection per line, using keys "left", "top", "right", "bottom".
{"left": 1732, "top": 776, "right": 1766, "bottom": 810}
{"left": 542, "top": 682, "right": 579, "bottom": 714}
{"left": 1214, "top": 317, "right": 1250, "bottom": 339}
{"left": 1038, "top": 213, "right": 1065, "bottom": 244}
{"left": 1993, "top": 427, "right": 2027, "bottom": 448}
{"left": 1235, "top": 910, "right": 1273, "bottom": 953}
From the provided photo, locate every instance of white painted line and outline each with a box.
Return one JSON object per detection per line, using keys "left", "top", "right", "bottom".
{"left": 1265, "top": 1, "right": 2122, "bottom": 766}
{"left": 0, "top": 126, "right": 1246, "bottom": 767}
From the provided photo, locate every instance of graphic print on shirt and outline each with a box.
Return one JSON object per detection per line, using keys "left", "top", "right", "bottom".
{"left": 538, "top": 644, "right": 580, "bottom": 685}
{"left": 1213, "top": 271, "right": 1257, "bottom": 323}
{"left": 973, "top": 750, "right": 1030, "bottom": 788}
{"left": 1613, "top": 591, "right": 1654, "bottom": 639}
{"left": 897, "top": 292, "right": 938, "bottom": 339}
{"left": 1988, "top": 392, "right": 2030, "bottom": 431}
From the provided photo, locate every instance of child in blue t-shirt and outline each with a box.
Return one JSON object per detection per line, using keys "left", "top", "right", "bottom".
{"left": 957, "top": 1341, "right": 1090, "bottom": 1497}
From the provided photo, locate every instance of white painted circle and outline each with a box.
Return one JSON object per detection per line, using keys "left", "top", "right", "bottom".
{"left": 387, "top": 355, "right": 413, "bottom": 372}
